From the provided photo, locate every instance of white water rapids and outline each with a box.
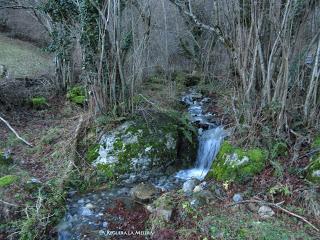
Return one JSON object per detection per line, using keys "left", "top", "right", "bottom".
{"left": 175, "top": 91, "right": 226, "bottom": 180}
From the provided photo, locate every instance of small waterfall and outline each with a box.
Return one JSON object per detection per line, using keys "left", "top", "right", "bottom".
{"left": 176, "top": 126, "right": 225, "bottom": 180}
{"left": 176, "top": 90, "right": 226, "bottom": 180}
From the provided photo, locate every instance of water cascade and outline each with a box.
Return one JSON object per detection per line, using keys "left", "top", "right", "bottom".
{"left": 176, "top": 90, "right": 226, "bottom": 180}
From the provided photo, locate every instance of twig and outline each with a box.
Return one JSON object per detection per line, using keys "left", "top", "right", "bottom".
{"left": 0, "top": 199, "right": 18, "bottom": 207}
{"left": 226, "top": 199, "right": 319, "bottom": 232}
{"left": 0, "top": 116, "right": 33, "bottom": 147}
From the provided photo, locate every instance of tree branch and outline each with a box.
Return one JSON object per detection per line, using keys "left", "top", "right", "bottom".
{"left": 0, "top": 5, "right": 34, "bottom": 10}
{"left": 0, "top": 116, "right": 33, "bottom": 147}
{"left": 167, "top": 0, "right": 235, "bottom": 53}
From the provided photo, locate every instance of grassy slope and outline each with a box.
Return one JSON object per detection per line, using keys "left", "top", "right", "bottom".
{"left": 0, "top": 34, "right": 54, "bottom": 78}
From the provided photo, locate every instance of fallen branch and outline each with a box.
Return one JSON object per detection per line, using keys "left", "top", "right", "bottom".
{"left": 0, "top": 199, "right": 18, "bottom": 207}
{"left": 0, "top": 116, "right": 33, "bottom": 147}
{"left": 226, "top": 199, "right": 319, "bottom": 232}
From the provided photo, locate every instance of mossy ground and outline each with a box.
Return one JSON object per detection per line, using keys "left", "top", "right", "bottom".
{"left": 147, "top": 190, "right": 316, "bottom": 240}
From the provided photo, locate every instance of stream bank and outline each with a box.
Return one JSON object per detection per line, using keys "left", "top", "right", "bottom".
{"left": 57, "top": 89, "right": 224, "bottom": 239}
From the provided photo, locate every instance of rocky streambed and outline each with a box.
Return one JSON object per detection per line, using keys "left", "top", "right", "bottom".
{"left": 57, "top": 89, "right": 225, "bottom": 239}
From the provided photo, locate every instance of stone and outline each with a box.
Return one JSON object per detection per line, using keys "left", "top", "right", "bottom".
{"left": 102, "top": 222, "right": 108, "bottom": 228}
{"left": 156, "top": 209, "right": 172, "bottom": 221}
{"left": 182, "top": 179, "right": 199, "bottom": 194}
{"left": 130, "top": 182, "right": 158, "bottom": 201}
{"left": 85, "top": 203, "right": 95, "bottom": 209}
{"left": 80, "top": 207, "right": 93, "bottom": 216}
{"left": 193, "top": 185, "right": 203, "bottom": 193}
{"left": 191, "top": 190, "right": 214, "bottom": 207}
{"left": 25, "top": 178, "right": 42, "bottom": 192}
{"left": 232, "top": 193, "right": 243, "bottom": 203}
{"left": 146, "top": 205, "right": 155, "bottom": 213}
{"left": 258, "top": 206, "right": 275, "bottom": 219}
{"left": 312, "top": 170, "right": 320, "bottom": 177}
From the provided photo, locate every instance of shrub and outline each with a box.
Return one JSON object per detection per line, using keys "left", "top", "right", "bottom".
{"left": 67, "top": 86, "right": 86, "bottom": 105}
{"left": 31, "top": 97, "right": 48, "bottom": 109}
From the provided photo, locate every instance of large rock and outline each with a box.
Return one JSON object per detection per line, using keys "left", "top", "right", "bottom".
{"left": 182, "top": 179, "right": 200, "bottom": 194}
{"left": 148, "top": 193, "right": 175, "bottom": 222}
{"left": 130, "top": 182, "right": 158, "bottom": 201}
{"left": 92, "top": 116, "right": 193, "bottom": 176}
{"left": 207, "top": 141, "right": 267, "bottom": 182}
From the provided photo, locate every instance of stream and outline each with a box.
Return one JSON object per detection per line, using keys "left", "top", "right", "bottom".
{"left": 57, "top": 89, "right": 226, "bottom": 239}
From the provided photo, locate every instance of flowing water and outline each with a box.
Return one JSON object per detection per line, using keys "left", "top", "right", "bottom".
{"left": 57, "top": 89, "right": 225, "bottom": 239}
{"left": 176, "top": 90, "right": 226, "bottom": 180}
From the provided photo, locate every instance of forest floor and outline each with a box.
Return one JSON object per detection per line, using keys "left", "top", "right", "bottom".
{"left": 1, "top": 37, "right": 320, "bottom": 240}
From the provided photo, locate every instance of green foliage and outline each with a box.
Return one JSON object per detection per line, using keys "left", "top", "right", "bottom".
{"left": 18, "top": 181, "right": 66, "bottom": 240}
{"left": 97, "top": 163, "right": 115, "bottom": 180}
{"left": 0, "top": 175, "right": 18, "bottom": 187}
{"left": 86, "top": 144, "right": 100, "bottom": 163}
{"left": 312, "top": 135, "right": 320, "bottom": 148}
{"left": 31, "top": 97, "right": 48, "bottom": 109}
{"left": 207, "top": 141, "right": 267, "bottom": 182}
{"left": 271, "top": 141, "right": 288, "bottom": 159}
{"left": 67, "top": 86, "right": 86, "bottom": 105}
{"left": 269, "top": 184, "right": 292, "bottom": 200}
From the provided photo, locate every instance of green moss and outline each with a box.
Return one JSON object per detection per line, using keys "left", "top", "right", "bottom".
{"left": 207, "top": 141, "right": 267, "bottom": 182}
{"left": 31, "top": 97, "right": 48, "bottom": 109}
{"left": 312, "top": 135, "right": 320, "bottom": 148}
{"left": 0, "top": 175, "right": 18, "bottom": 187}
{"left": 67, "top": 86, "right": 86, "bottom": 105}
{"left": 86, "top": 144, "right": 100, "bottom": 163}
{"left": 97, "top": 163, "right": 115, "bottom": 179}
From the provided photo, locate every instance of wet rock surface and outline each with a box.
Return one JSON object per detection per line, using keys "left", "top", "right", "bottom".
{"left": 130, "top": 182, "right": 158, "bottom": 201}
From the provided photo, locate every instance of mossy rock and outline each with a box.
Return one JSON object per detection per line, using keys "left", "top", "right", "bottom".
{"left": 306, "top": 136, "right": 320, "bottom": 184}
{"left": 306, "top": 156, "right": 320, "bottom": 184}
{"left": 0, "top": 175, "right": 18, "bottom": 187}
{"left": 0, "top": 151, "right": 13, "bottom": 165}
{"left": 31, "top": 97, "right": 48, "bottom": 109}
{"left": 94, "top": 113, "right": 197, "bottom": 177}
{"left": 207, "top": 141, "right": 268, "bottom": 182}
{"left": 67, "top": 86, "right": 86, "bottom": 105}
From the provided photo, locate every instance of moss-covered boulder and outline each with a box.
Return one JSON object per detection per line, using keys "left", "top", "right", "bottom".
{"left": 306, "top": 136, "right": 320, "bottom": 184}
{"left": 92, "top": 115, "right": 196, "bottom": 177}
{"left": 207, "top": 141, "right": 268, "bottom": 182}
